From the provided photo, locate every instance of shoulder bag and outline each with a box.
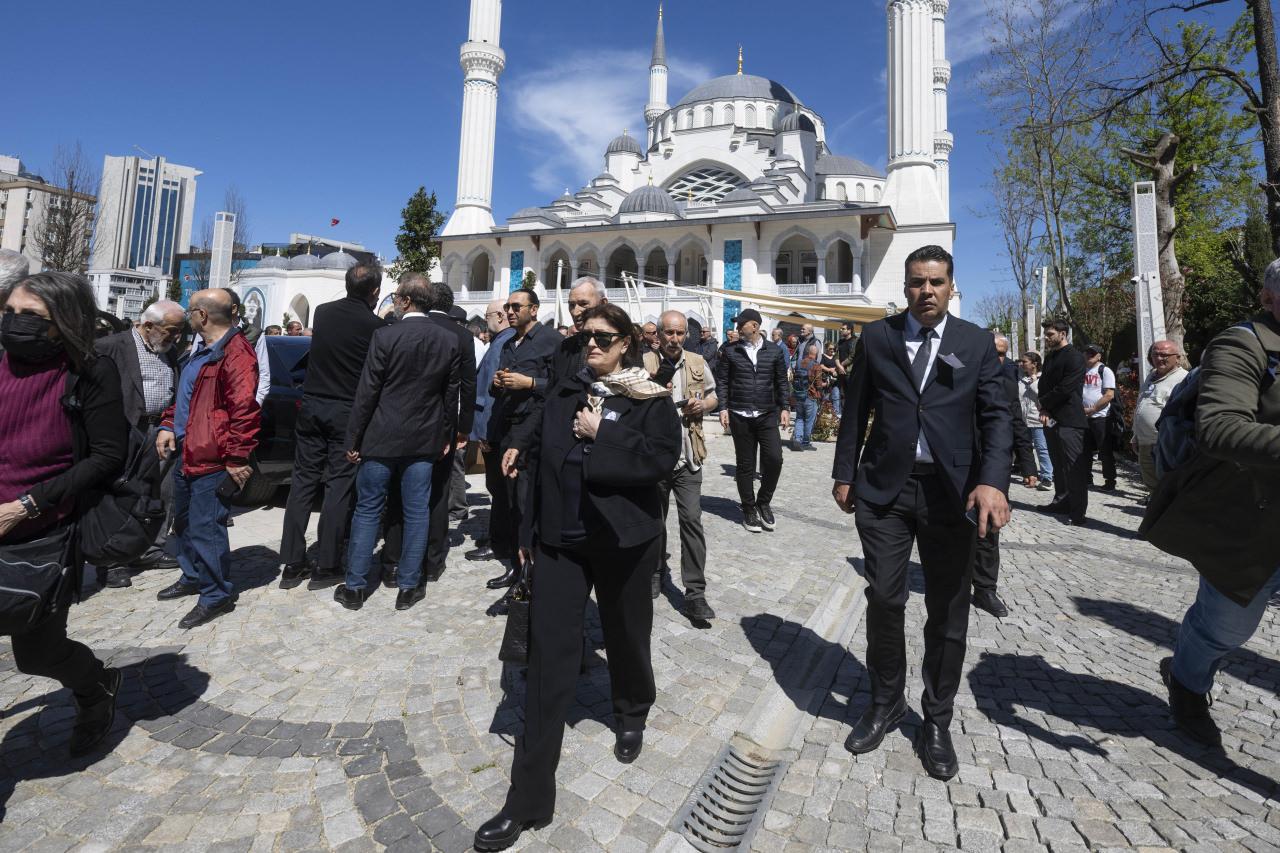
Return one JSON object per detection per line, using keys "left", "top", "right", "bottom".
{"left": 0, "top": 522, "right": 77, "bottom": 636}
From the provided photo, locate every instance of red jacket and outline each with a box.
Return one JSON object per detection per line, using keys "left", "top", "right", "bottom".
{"left": 161, "top": 328, "right": 261, "bottom": 476}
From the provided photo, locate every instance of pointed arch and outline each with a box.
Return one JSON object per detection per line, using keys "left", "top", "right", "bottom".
{"left": 769, "top": 225, "right": 823, "bottom": 257}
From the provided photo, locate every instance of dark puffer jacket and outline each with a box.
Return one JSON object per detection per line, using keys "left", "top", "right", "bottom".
{"left": 714, "top": 337, "right": 789, "bottom": 415}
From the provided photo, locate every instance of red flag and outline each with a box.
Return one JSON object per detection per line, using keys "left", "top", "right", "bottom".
{"left": 330, "top": 218, "right": 340, "bottom": 227}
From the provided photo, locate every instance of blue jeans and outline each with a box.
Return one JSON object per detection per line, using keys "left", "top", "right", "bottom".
{"left": 346, "top": 457, "right": 433, "bottom": 591}
{"left": 1172, "top": 568, "right": 1280, "bottom": 694}
{"left": 829, "top": 383, "right": 842, "bottom": 417}
{"left": 794, "top": 397, "right": 818, "bottom": 446}
{"left": 1029, "top": 427, "right": 1053, "bottom": 483}
{"left": 171, "top": 467, "right": 234, "bottom": 608}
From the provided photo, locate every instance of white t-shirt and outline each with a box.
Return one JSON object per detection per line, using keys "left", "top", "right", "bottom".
{"left": 1082, "top": 363, "right": 1116, "bottom": 418}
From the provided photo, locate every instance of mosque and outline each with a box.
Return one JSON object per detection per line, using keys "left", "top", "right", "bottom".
{"left": 436, "top": 0, "right": 958, "bottom": 333}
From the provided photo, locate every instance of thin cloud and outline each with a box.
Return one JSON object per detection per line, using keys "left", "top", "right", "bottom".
{"left": 508, "top": 49, "right": 711, "bottom": 196}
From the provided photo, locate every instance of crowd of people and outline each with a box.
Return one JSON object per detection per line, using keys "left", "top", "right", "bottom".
{"left": 1, "top": 242, "right": 1277, "bottom": 848}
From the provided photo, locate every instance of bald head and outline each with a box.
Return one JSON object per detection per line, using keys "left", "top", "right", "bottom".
{"left": 1148, "top": 339, "right": 1183, "bottom": 377}
{"left": 485, "top": 297, "right": 509, "bottom": 334}
{"left": 659, "top": 310, "right": 688, "bottom": 358}
{"left": 189, "top": 288, "right": 235, "bottom": 341}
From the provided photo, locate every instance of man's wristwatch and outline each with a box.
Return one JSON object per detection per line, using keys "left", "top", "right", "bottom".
{"left": 17, "top": 494, "right": 40, "bottom": 519}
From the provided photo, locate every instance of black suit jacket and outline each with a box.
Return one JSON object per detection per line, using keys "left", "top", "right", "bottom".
{"left": 832, "top": 312, "right": 1012, "bottom": 507}
{"left": 346, "top": 316, "right": 461, "bottom": 460}
{"left": 507, "top": 331, "right": 587, "bottom": 453}
{"left": 94, "top": 328, "right": 178, "bottom": 424}
{"left": 531, "top": 374, "right": 681, "bottom": 549}
{"left": 1037, "top": 345, "right": 1087, "bottom": 429}
{"left": 428, "top": 311, "right": 478, "bottom": 437}
{"left": 303, "top": 296, "right": 389, "bottom": 402}
{"left": 487, "top": 321, "right": 561, "bottom": 446}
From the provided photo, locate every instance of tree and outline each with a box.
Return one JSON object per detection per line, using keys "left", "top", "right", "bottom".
{"left": 389, "top": 187, "right": 446, "bottom": 280}
{"left": 30, "top": 143, "right": 97, "bottom": 274}
{"left": 522, "top": 269, "right": 537, "bottom": 290}
{"left": 973, "top": 290, "right": 1022, "bottom": 334}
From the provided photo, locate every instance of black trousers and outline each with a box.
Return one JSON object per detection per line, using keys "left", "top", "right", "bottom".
{"left": 423, "top": 444, "right": 459, "bottom": 574}
{"left": 504, "top": 536, "right": 658, "bottom": 822}
{"left": 657, "top": 464, "right": 707, "bottom": 598}
{"left": 1084, "top": 417, "right": 1117, "bottom": 486}
{"left": 1046, "top": 425, "right": 1089, "bottom": 522}
{"left": 10, "top": 605, "right": 106, "bottom": 700}
{"left": 728, "top": 412, "right": 783, "bottom": 507}
{"left": 972, "top": 529, "right": 1000, "bottom": 594}
{"left": 854, "top": 471, "right": 976, "bottom": 729}
{"left": 484, "top": 448, "right": 515, "bottom": 558}
{"left": 449, "top": 449, "right": 468, "bottom": 514}
{"left": 280, "top": 397, "right": 357, "bottom": 570}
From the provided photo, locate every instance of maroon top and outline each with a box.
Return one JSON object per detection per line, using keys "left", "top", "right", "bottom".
{"left": 0, "top": 352, "right": 75, "bottom": 542}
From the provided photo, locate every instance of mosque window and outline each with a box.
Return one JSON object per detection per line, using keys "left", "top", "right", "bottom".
{"left": 766, "top": 106, "right": 776, "bottom": 127}
{"left": 666, "top": 167, "right": 748, "bottom": 203}
{"left": 745, "top": 104, "right": 756, "bottom": 127}
{"left": 837, "top": 182, "right": 848, "bottom": 201}
{"left": 724, "top": 104, "right": 735, "bottom": 125}
{"left": 681, "top": 110, "right": 692, "bottom": 130}
{"left": 702, "top": 106, "right": 714, "bottom": 126}
{"left": 855, "top": 183, "right": 865, "bottom": 201}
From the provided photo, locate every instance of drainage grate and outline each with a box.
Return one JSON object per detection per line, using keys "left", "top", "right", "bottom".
{"left": 674, "top": 743, "right": 786, "bottom": 851}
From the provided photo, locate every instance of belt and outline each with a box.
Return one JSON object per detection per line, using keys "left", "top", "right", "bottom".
{"left": 911, "top": 462, "right": 939, "bottom": 476}
{"left": 137, "top": 413, "right": 163, "bottom": 428}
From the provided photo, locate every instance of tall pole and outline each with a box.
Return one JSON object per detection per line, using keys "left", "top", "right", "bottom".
{"left": 1037, "top": 264, "right": 1047, "bottom": 352}
{"left": 555, "top": 259, "right": 565, "bottom": 327}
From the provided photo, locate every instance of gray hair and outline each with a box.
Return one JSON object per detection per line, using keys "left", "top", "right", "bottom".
{"left": 992, "top": 333, "right": 1009, "bottom": 345}
{"left": 0, "top": 249, "right": 29, "bottom": 294}
{"left": 140, "top": 300, "right": 185, "bottom": 324}
{"left": 1265, "top": 258, "right": 1280, "bottom": 294}
{"left": 569, "top": 276, "right": 606, "bottom": 298}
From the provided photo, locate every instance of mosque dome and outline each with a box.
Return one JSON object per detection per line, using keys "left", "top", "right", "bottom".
{"left": 288, "top": 253, "right": 320, "bottom": 270}
{"left": 619, "top": 185, "right": 678, "bottom": 216}
{"left": 719, "top": 187, "right": 763, "bottom": 204}
{"left": 676, "top": 74, "right": 800, "bottom": 107}
{"left": 511, "top": 206, "right": 564, "bottom": 224}
{"left": 816, "top": 153, "right": 885, "bottom": 178}
{"left": 258, "top": 255, "right": 289, "bottom": 270}
{"left": 777, "top": 111, "right": 816, "bottom": 133}
{"left": 320, "top": 251, "right": 358, "bottom": 270}
{"left": 605, "top": 132, "right": 644, "bottom": 156}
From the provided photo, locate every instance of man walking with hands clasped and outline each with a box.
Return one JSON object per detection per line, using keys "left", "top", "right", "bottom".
{"left": 832, "top": 245, "right": 1011, "bottom": 780}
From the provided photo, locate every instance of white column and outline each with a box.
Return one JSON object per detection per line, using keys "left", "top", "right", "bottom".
{"left": 460, "top": 264, "right": 472, "bottom": 296}
{"left": 932, "top": 0, "right": 953, "bottom": 219}
{"left": 817, "top": 255, "right": 828, "bottom": 294}
{"left": 853, "top": 251, "right": 865, "bottom": 294}
{"left": 443, "top": 0, "right": 506, "bottom": 237}
{"left": 882, "top": 0, "right": 945, "bottom": 225}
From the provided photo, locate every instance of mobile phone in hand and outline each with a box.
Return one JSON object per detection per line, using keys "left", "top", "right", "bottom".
{"left": 964, "top": 506, "right": 979, "bottom": 527}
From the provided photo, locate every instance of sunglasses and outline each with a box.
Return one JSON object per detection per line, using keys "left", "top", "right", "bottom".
{"left": 576, "top": 329, "right": 626, "bottom": 348}
{"left": 503, "top": 302, "right": 532, "bottom": 312}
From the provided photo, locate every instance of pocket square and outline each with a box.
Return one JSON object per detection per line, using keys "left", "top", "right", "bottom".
{"left": 939, "top": 353, "right": 965, "bottom": 369}
{"left": 603, "top": 410, "right": 621, "bottom": 422}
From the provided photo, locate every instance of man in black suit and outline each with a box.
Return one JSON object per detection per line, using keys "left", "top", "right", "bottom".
{"left": 95, "top": 300, "right": 185, "bottom": 587}
{"left": 1036, "top": 319, "right": 1089, "bottom": 525}
{"left": 278, "top": 263, "right": 389, "bottom": 590}
{"left": 336, "top": 275, "right": 462, "bottom": 611}
{"left": 832, "top": 245, "right": 1011, "bottom": 780}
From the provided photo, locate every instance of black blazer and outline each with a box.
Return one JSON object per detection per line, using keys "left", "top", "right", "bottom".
{"left": 346, "top": 316, "right": 461, "bottom": 460}
{"left": 487, "top": 321, "right": 561, "bottom": 446}
{"left": 531, "top": 375, "right": 681, "bottom": 549}
{"left": 507, "top": 331, "right": 587, "bottom": 453}
{"left": 1037, "top": 345, "right": 1087, "bottom": 428}
{"left": 94, "top": 328, "right": 177, "bottom": 424}
{"left": 303, "top": 296, "right": 389, "bottom": 402}
{"left": 427, "top": 311, "right": 478, "bottom": 437}
{"left": 832, "top": 312, "right": 1012, "bottom": 507}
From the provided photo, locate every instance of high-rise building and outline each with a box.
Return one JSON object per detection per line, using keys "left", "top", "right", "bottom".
{"left": 90, "top": 154, "right": 200, "bottom": 277}
{"left": 0, "top": 155, "right": 97, "bottom": 272}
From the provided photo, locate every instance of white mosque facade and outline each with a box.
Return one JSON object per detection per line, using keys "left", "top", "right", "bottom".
{"left": 437, "top": 0, "right": 958, "bottom": 333}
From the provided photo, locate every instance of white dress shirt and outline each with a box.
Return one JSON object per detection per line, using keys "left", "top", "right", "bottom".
{"left": 903, "top": 312, "right": 948, "bottom": 463}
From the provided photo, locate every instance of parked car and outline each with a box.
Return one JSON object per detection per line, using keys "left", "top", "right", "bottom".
{"left": 236, "top": 335, "right": 309, "bottom": 505}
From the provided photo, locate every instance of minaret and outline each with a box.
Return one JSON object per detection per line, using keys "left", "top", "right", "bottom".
{"left": 645, "top": 5, "right": 669, "bottom": 150}
{"left": 932, "top": 0, "right": 952, "bottom": 218}
{"left": 442, "top": 0, "right": 506, "bottom": 237}
{"left": 881, "top": 0, "right": 946, "bottom": 226}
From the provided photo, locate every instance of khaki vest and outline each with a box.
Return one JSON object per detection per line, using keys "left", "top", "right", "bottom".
{"left": 644, "top": 349, "right": 709, "bottom": 465}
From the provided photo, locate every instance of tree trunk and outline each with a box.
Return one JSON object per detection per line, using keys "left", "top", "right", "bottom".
{"left": 1249, "top": 0, "right": 1280, "bottom": 256}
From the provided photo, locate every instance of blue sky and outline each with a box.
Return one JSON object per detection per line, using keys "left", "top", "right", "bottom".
{"left": 4, "top": 1, "right": 1240, "bottom": 310}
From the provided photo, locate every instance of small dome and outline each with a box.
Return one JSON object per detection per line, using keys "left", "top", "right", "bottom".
{"left": 605, "top": 132, "right": 644, "bottom": 157}
{"left": 320, "top": 251, "right": 358, "bottom": 270}
{"left": 288, "top": 253, "right": 320, "bottom": 270}
{"left": 619, "top": 185, "right": 678, "bottom": 216}
{"left": 720, "top": 187, "right": 762, "bottom": 204}
{"left": 777, "top": 111, "right": 816, "bottom": 133}
{"left": 511, "top": 206, "right": 563, "bottom": 224}
{"left": 816, "top": 153, "right": 884, "bottom": 178}
{"left": 677, "top": 74, "right": 800, "bottom": 107}
{"left": 258, "top": 255, "right": 289, "bottom": 269}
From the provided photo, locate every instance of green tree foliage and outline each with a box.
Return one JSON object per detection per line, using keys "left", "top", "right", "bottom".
{"left": 389, "top": 187, "right": 446, "bottom": 280}
{"left": 523, "top": 269, "right": 537, "bottom": 289}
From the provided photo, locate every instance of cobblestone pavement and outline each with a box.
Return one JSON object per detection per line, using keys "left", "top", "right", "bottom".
{"left": 1, "top": 430, "right": 1276, "bottom": 852}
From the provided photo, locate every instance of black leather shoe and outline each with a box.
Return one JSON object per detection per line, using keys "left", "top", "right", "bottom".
{"left": 682, "top": 596, "right": 716, "bottom": 622}
{"left": 178, "top": 599, "right": 234, "bottom": 629}
{"left": 156, "top": 580, "right": 199, "bottom": 601}
{"left": 133, "top": 550, "right": 179, "bottom": 571}
{"left": 844, "top": 696, "right": 907, "bottom": 754}
{"left": 972, "top": 589, "right": 1009, "bottom": 618}
{"left": 306, "top": 566, "right": 344, "bottom": 590}
{"left": 1041, "top": 500, "right": 1067, "bottom": 514}
{"left": 279, "top": 561, "right": 312, "bottom": 590}
{"left": 614, "top": 729, "right": 643, "bottom": 763}
{"left": 425, "top": 564, "right": 445, "bottom": 583}
{"left": 466, "top": 545, "right": 498, "bottom": 561}
{"left": 1160, "top": 657, "right": 1222, "bottom": 747}
{"left": 334, "top": 585, "right": 367, "bottom": 611}
{"left": 486, "top": 563, "right": 518, "bottom": 590}
{"left": 105, "top": 567, "right": 133, "bottom": 588}
{"left": 69, "top": 667, "right": 121, "bottom": 757}
{"left": 757, "top": 503, "right": 776, "bottom": 531}
{"left": 396, "top": 586, "right": 426, "bottom": 611}
{"left": 473, "top": 811, "right": 551, "bottom": 852}
{"left": 917, "top": 721, "right": 958, "bottom": 780}
{"left": 380, "top": 565, "right": 398, "bottom": 589}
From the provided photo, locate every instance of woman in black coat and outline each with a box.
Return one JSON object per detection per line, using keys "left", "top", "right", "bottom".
{"left": 476, "top": 304, "right": 681, "bottom": 851}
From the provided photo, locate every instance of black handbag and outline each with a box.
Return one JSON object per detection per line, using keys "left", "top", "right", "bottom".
{"left": 498, "top": 560, "right": 533, "bottom": 665}
{"left": 0, "top": 523, "right": 76, "bottom": 636}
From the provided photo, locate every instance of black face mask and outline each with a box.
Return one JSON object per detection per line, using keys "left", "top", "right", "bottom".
{"left": 1, "top": 312, "right": 65, "bottom": 363}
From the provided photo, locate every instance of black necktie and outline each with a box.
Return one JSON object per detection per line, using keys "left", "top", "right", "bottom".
{"left": 911, "top": 327, "right": 934, "bottom": 391}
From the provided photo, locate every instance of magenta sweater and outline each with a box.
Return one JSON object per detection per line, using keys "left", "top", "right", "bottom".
{"left": 0, "top": 352, "right": 75, "bottom": 542}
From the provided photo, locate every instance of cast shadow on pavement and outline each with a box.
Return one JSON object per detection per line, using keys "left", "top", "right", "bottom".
{"left": 1072, "top": 597, "right": 1280, "bottom": 697}
{"left": 740, "top": 613, "right": 870, "bottom": 727}
{"left": 1006, "top": 498, "right": 1141, "bottom": 540}
{"left": 967, "top": 651, "right": 1278, "bottom": 802}
{"left": 228, "top": 544, "right": 283, "bottom": 592}
{"left": 0, "top": 648, "right": 209, "bottom": 822}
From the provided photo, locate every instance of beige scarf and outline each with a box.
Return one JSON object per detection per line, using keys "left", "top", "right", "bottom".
{"left": 586, "top": 366, "right": 672, "bottom": 414}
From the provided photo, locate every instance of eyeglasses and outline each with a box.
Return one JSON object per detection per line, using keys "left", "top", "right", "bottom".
{"left": 576, "top": 329, "right": 626, "bottom": 348}
{"left": 503, "top": 302, "right": 531, "bottom": 312}
{"left": 1152, "top": 352, "right": 1178, "bottom": 360}
{"left": 484, "top": 310, "right": 503, "bottom": 318}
